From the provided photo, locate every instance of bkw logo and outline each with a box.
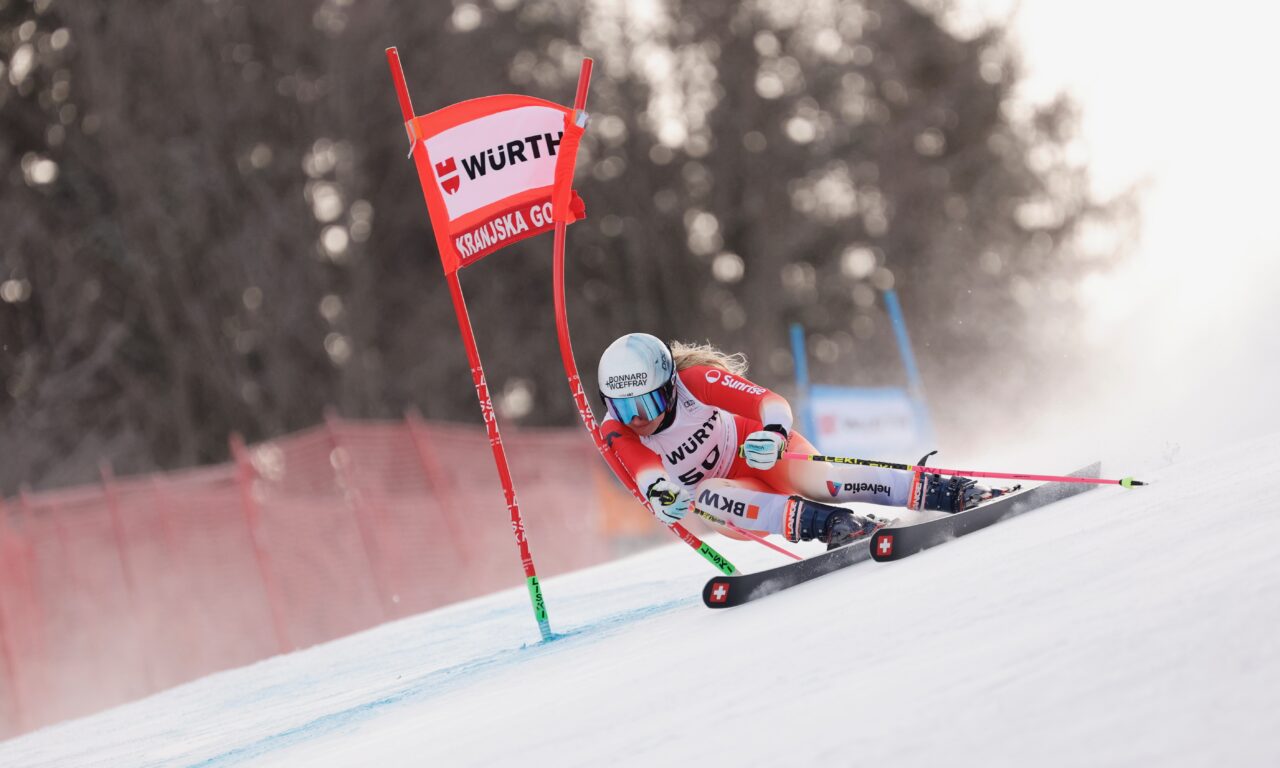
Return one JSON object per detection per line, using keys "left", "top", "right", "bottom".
{"left": 696, "top": 489, "right": 759, "bottom": 520}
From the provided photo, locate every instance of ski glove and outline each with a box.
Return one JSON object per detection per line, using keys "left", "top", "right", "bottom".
{"left": 742, "top": 425, "right": 788, "bottom": 470}
{"left": 645, "top": 477, "right": 691, "bottom": 525}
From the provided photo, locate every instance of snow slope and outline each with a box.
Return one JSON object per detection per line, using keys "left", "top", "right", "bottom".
{"left": 3, "top": 433, "right": 1279, "bottom": 767}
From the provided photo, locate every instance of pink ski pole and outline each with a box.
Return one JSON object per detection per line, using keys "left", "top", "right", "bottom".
{"left": 779, "top": 452, "right": 1147, "bottom": 488}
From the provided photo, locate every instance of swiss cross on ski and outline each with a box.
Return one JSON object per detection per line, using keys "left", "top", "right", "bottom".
{"left": 709, "top": 582, "right": 730, "bottom": 603}
{"left": 875, "top": 533, "right": 894, "bottom": 557}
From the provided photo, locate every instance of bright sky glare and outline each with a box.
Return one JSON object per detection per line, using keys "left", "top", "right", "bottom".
{"left": 949, "top": 0, "right": 1280, "bottom": 457}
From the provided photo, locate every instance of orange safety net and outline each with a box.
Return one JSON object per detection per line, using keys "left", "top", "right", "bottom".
{"left": 0, "top": 416, "right": 661, "bottom": 737}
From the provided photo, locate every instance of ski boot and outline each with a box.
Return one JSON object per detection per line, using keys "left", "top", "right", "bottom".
{"left": 785, "top": 497, "right": 885, "bottom": 551}
{"left": 910, "top": 473, "right": 1018, "bottom": 513}
{"left": 907, "top": 451, "right": 1018, "bottom": 514}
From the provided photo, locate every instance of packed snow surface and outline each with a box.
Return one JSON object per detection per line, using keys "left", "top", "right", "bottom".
{"left": 3, "top": 433, "right": 1279, "bottom": 767}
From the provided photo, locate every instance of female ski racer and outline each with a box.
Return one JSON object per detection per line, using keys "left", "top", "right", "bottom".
{"left": 598, "top": 332, "right": 1005, "bottom": 549}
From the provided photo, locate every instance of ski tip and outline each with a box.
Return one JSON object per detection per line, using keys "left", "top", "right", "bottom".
{"left": 1120, "top": 477, "right": 1147, "bottom": 488}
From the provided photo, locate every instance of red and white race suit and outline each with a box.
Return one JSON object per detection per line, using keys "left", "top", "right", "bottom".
{"left": 602, "top": 365, "right": 915, "bottom": 535}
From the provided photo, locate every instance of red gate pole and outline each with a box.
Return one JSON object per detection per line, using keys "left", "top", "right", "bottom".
{"left": 386, "top": 48, "right": 553, "bottom": 642}
{"left": 549, "top": 59, "right": 739, "bottom": 575}
{"left": 444, "top": 274, "right": 552, "bottom": 641}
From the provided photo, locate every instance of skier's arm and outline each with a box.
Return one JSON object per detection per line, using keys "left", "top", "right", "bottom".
{"left": 601, "top": 417, "right": 691, "bottom": 525}
{"left": 680, "top": 366, "right": 793, "bottom": 469}
{"left": 679, "top": 366, "right": 794, "bottom": 436}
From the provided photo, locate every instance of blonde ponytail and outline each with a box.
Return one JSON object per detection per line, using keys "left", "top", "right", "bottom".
{"left": 670, "top": 340, "right": 748, "bottom": 375}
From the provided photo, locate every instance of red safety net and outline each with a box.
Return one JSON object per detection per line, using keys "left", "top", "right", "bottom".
{"left": 0, "top": 415, "right": 657, "bottom": 737}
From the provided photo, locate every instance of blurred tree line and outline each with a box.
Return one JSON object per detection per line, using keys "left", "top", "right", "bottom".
{"left": 0, "top": 0, "right": 1126, "bottom": 494}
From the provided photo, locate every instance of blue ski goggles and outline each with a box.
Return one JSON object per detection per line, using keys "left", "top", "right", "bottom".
{"left": 604, "top": 384, "right": 673, "bottom": 425}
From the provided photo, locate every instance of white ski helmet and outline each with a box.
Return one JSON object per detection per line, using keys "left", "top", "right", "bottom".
{"left": 598, "top": 332, "right": 676, "bottom": 424}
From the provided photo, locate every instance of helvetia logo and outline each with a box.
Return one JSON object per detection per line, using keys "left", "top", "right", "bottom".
{"left": 826, "top": 481, "right": 892, "bottom": 498}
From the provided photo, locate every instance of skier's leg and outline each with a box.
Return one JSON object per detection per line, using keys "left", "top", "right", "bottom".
{"left": 726, "top": 425, "right": 1003, "bottom": 517}
{"left": 692, "top": 477, "right": 879, "bottom": 549}
{"left": 753, "top": 433, "right": 1009, "bottom": 513}
{"left": 745, "top": 431, "right": 915, "bottom": 508}
{"left": 689, "top": 477, "right": 785, "bottom": 536}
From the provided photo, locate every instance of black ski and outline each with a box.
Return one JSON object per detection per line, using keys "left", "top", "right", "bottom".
{"left": 702, "top": 535, "right": 876, "bottom": 608}
{"left": 702, "top": 462, "right": 1100, "bottom": 608}
{"left": 870, "top": 462, "right": 1100, "bottom": 562}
